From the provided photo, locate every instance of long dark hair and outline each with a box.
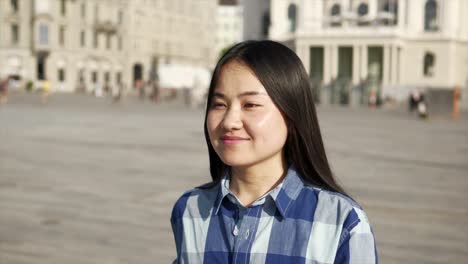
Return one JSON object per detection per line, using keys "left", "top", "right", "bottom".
{"left": 203, "top": 40, "right": 347, "bottom": 196}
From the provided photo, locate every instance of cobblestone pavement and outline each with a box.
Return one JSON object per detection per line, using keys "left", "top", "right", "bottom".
{"left": 1, "top": 93, "right": 467, "bottom": 264}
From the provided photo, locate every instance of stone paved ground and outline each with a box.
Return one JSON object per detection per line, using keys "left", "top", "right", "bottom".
{"left": 1, "top": 92, "right": 467, "bottom": 264}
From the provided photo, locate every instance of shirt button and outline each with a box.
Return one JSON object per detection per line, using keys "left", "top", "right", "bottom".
{"left": 245, "top": 229, "right": 250, "bottom": 239}
{"left": 233, "top": 226, "right": 239, "bottom": 236}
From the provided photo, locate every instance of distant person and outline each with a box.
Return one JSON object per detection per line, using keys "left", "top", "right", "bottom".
{"left": 41, "top": 80, "right": 51, "bottom": 104}
{"left": 409, "top": 88, "right": 421, "bottom": 113}
{"left": 151, "top": 76, "right": 160, "bottom": 103}
{"left": 0, "top": 76, "right": 9, "bottom": 104}
{"left": 171, "top": 41, "right": 378, "bottom": 263}
{"left": 112, "top": 81, "right": 124, "bottom": 103}
{"left": 136, "top": 80, "right": 145, "bottom": 100}
{"left": 417, "top": 90, "right": 428, "bottom": 119}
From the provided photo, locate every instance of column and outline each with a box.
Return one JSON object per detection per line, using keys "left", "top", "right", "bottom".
{"left": 383, "top": 45, "right": 391, "bottom": 85}
{"left": 298, "top": 43, "right": 310, "bottom": 75}
{"left": 324, "top": 45, "right": 331, "bottom": 84}
{"left": 396, "top": 46, "right": 402, "bottom": 85}
{"left": 360, "top": 45, "right": 368, "bottom": 81}
{"left": 397, "top": 0, "right": 406, "bottom": 30}
{"left": 352, "top": 45, "right": 360, "bottom": 85}
{"left": 391, "top": 45, "right": 399, "bottom": 84}
{"left": 331, "top": 45, "right": 338, "bottom": 80}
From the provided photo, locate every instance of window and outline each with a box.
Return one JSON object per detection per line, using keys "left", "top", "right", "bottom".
{"left": 357, "top": 3, "right": 370, "bottom": 26}
{"left": 116, "top": 72, "right": 122, "bottom": 83}
{"left": 92, "top": 71, "right": 98, "bottom": 83}
{"left": 11, "top": 0, "right": 18, "bottom": 12}
{"left": 60, "top": 0, "right": 66, "bottom": 15}
{"left": 93, "top": 31, "right": 98, "bottom": 48}
{"left": 262, "top": 11, "right": 270, "bottom": 37}
{"left": 104, "top": 72, "right": 110, "bottom": 83}
{"left": 383, "top": 0, "right": 398, "bottom": 25}
{"left": 39, "top": 24, "right": 49, "bottom": 44}
{"left": 424, "top": 0, "right": 438, "bottom": 31}
{"left": 331, "top": 4, "right": 341, "bottom": 16}
{"left": 358, "top": 3, "right": 368, "bottom": 16}
{"left": 37, "top": 55, "right": 46, "bottom": 80}
{"left": 423, "top": 52, "right": 435, "bottom": 77}
{"left": 330, "top": 4, "right": 341, "bottom": 27}
{"left": 58, "top": 68, "right": 65, "bottom": 82}
{"left": 59, "top": 26, "right": 65, "bottom": 46}
{"left": 81, "top": 3, "right": 86, "bottom": 18}
{"left": 106, "top": 35, "right": 111, "bottom": 49}
{"left": 287, "top": 4, "right": 297, "bottom": 33}
{"left": 118, "top": 10, "right": 123, "bottom": 24}
{"left": 94, "top": 4, "right": 99, "bottom": 22}
{"left": 80, "top": 31, "right": 85, "bottom": 47}
{"left": 11, "top": 24, "right": 19, "bottom": 44}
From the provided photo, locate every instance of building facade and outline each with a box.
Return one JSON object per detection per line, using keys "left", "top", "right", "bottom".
{"left": 216, "top": 0, "right": 243, "bottom": 61}
{"left": 249, "top": 0, "right": 468, "bottom": 107}
{"left": 0, "top": 0, "right": 217, "bottom": 93}
{"left": 241, "top": 0, "right": 270, "bottom": 41}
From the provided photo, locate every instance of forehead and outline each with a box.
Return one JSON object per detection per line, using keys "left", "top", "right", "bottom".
{"left": 215, "top": 61, "right": 267, "bottom": 94}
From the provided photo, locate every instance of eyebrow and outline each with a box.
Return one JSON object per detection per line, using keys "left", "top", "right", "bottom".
{"left": 213, "top": 91, "right": 268, "bottom": 98}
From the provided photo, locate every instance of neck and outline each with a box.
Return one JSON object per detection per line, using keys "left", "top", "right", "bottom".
{"left": 229, "top": 155, "right": 288, "bottom": 207}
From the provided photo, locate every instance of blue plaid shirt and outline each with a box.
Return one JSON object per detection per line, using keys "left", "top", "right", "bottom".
{"left": 171, "top": 166, "right": 378, "bottom": 263}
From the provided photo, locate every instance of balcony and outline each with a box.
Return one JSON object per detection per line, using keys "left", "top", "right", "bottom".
{"left": 94, "top": 20, "right": 118, "bottom": 34}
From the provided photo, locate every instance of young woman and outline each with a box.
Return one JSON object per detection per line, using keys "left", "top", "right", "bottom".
{"left": 171, "top": 40, "right": 378, "bottom": 264}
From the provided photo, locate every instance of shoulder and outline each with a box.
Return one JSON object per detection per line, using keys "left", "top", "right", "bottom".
{"left": 301, "top": 186, "right": 371, "bottom": 230}
{"left": 170, "top": 183, "right": 219, "bottom": 223}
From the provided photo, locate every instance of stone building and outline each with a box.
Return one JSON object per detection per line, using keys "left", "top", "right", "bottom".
{"left": 216, "top": 0, "right": 243, "bottom": 61}
{"left": 244, "top": 0, "right": 468, "bottom": 108}
{"left": 0, "top": 0, "right": 217, "bottom": 93}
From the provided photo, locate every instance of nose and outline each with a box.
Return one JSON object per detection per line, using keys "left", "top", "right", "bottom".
{"left": 222, "top": 107, "right": 242, "bottom": 131}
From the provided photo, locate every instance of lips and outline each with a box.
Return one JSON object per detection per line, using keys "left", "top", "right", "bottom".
{"left": 220, "top": 135, "right": 249, "bottom": 144}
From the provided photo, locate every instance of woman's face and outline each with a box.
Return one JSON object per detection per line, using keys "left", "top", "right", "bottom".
{"left": 207, "top": 61, "right": 288, "bottom": 168}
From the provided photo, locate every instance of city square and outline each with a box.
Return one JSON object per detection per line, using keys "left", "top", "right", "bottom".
{"left": 1, "top": 93, "right": 467, "bottom": 263}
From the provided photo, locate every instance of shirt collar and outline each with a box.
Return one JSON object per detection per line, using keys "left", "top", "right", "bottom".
{"left": 213, "top": 165, "right": 304, "bottom": 219}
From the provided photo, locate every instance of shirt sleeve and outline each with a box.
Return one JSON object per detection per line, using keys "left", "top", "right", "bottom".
{"left": 171, "top": 216, "right": 182, "bottom": 264}
{"left": 334, "top": 208, "right": 378, "bottom": 264}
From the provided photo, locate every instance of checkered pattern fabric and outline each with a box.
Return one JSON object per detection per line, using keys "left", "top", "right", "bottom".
{"left": 171, "top": 166, "right": 378, "bottom": 264}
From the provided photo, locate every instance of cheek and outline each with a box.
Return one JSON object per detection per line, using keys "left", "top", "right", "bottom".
{"left": 206, "top": 112, "right": 221, "bottom": 139}
{"left": 247, "top": 111, "right": 288, "bottom": 141}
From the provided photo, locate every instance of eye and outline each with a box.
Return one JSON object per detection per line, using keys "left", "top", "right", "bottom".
{"left": 210, "top": 101, "right": 226, "bottom": 109}
{"left": 244, "top": 103, "right": 262, "bottom": 108}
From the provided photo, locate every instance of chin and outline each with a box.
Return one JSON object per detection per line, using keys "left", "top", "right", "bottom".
{"left": 219, "top": 154, "right": 255, "bottom": 168}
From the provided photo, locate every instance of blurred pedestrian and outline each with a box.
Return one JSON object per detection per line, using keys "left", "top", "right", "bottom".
{"left": 409, "top": 88, "right": 421, "bottom": 113}
{"left": 151, "top": 76, "right": 160, "bottom": 103}
{"left": 134, "top": 80, "right": 143, "bottom": 100}
{"left": 171, "top": 41, "right": 378, "bottom": 263}
{"left": 0, "top": 76, "right": 10, "bottom": 104}
{"left": 417, "top": 90, "right": 428, "bottom": 119}
{"left": 112, "top": 81, "right": 124, "bottom": 103}
{"left": 41, "top": 80, "right": 51, "bottom": 104}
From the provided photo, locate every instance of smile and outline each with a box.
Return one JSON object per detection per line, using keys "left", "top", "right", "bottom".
{"left": 220, "top": 136, "right": 249, "bottom": 145}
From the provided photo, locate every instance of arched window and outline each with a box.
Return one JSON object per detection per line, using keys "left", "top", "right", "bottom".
{"left": 330, "top": 4, "right": 341, "bottom": 27}
{"left": 357, "top": 3, "right": 370, "bottom": 26}
{"left": 424, "top": 0, "right": 438, "bottom": 31}
{"left": 11, "top": 0, "right": 18, "bottom": 12}
{"left": 358, "top": 3, "right": 368, "bottom": 16}
{"left": 423, "top": 52, "right": 435, "bottom": 77}
{"left": 331, "top": 4, "right": 341, "bottom": 16}
{"left": 288, "top": 4, "right": 297, "bottom": 33}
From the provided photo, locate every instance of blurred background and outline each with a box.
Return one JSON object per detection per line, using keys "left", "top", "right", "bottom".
{"left": 0, "top": 0, "right": 467, "bottom": 263}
